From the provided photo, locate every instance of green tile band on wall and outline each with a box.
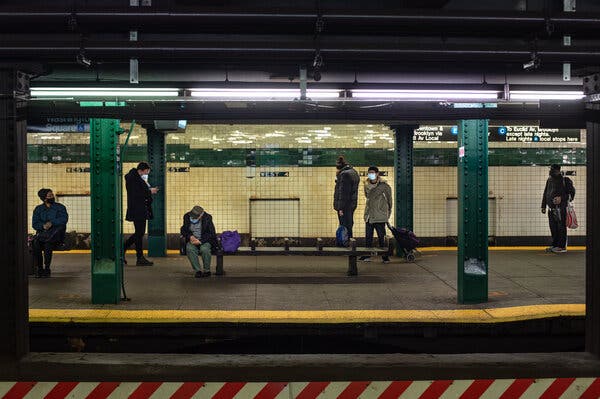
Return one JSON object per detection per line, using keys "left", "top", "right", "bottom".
{"left": 26, "top": 145, "right": 587, "bottom": 167}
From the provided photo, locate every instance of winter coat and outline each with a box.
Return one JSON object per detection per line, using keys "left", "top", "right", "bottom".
{"left": 541, "top": 175, "right": 575, "bottom": 210}
{"left": 125, "top": 168, "right": 153, "bottom": 221}
{"left": 32, "top": 202, "right": 68, "bottom": 232}
{"left": 180, "top": 211, "right": 220, "bottom": 253}
{"left": 333, "top": 164, "right": 360, "bottom": 210}
{"left": 363, "top": 178, "right": 393, "bottom": 223}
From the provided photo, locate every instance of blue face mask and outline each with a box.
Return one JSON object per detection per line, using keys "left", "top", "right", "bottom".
{"left": 190, "top": 217, "right": 200, "bottom": 224}
{"left": 368, "top": 173, "right": 377, "bottom": 180}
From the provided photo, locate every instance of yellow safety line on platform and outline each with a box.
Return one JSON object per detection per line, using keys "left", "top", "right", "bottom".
{"left": 29, "top": 304, "right": 585, "bottom": 324}
{"left": 64, "top": 246, "right": 586, "bottom": 254}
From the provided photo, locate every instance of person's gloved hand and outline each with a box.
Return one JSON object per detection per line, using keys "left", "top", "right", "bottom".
{"left": 541, "top": 207, "right": 546, "bottom": 214}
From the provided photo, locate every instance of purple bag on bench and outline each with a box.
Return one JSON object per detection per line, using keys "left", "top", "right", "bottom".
{"left": 221, "top": 230, "right": 241, "bottom": 253}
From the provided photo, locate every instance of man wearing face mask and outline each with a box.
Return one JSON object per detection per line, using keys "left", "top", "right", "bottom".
{"left": 541, "top": 164, "right": 575, "bottom": 253}
{"left": 360, "top": 166, "right": 392, "bottom": 263}
{"left": 333, "top": 155, "right": 360, "bottom": 238}
{"left": 180, "top": 206, "right": 218, "bottom": 278}
{"left": 32, "top": 188, "right": 69, "bottom": 278}
{"left": 124, "top": 162, "right": 159, "bottom": 265}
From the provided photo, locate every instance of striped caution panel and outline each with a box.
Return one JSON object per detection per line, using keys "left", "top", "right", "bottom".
{"left": 1, "top": 379, "right": 599, "bottom": 399}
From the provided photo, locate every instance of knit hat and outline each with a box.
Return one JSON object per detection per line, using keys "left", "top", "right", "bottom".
{"left": 190, "top": 206, "right": 204, "bottom": 218}
{"left": 368, "top": 165, "right": 379, "bottom": 173}
{"left": 550, "top": 164, "right": 561, "bottom": 171}
{"left": 38, "top": 188, "right": 51, "bottom": 201}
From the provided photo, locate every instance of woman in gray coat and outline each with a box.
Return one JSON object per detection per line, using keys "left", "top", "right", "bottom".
{"left": 361, "top": 166, "right": 392, "bottom": 263}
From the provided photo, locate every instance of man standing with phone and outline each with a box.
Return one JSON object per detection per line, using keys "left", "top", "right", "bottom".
{"left": 124, "top": 162, "right": 159, "bottom": 265}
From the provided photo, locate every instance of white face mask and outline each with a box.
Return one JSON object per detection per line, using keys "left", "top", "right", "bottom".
{"left": 141, "top": 174, "right": 149, "bottom": 181}
{"left": 368, "top": 173, "right": 377, "bottom": 181}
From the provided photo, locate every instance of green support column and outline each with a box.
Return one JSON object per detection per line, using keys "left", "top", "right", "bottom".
{"left": 393, "top": 125, "right": 417, "bottom": 256}
{"left": 457, "top": 119, "right": 489, "bottom": 304}
{"left": 147, "top": 127, "right": 167, "bottom": 257}
{"left": 90, "top": 119, "right": 123, "bottom": 304}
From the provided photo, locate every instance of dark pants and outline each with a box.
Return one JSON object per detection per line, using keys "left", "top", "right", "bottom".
{"left": 338, "top": 207, "right": 356, "bottom": 238}
{"left": 32, "top": 239, "right": 54, "bottom": 271}
{"left": 125, "top": 219, "right": 147, "bottom": 258}
{"left": 365, "top": 222, "right": 386, "bottom": 247}
{"left": 548, "top": 206, "right": 567, "bottom": 248}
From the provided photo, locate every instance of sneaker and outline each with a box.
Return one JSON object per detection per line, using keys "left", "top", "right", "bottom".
{"left": 136, "top": 257, "right": 154, "bottom": 266}
{"left": 44, "top": 268, "right": 51, "bottom": 278}
{"left": 201, "top": 271, "right": 211, "bottom": 277}
{"left": 382, "top": 256, "right": 390, "bottom": 264}
{"left": 552, "top": 247, "right": 567, "bottom": 253}
{"left": 545, "top": 246, "right": 554, "bottom": 252}
{"left": 194, "top": 271, "right": 203, "bottom": 278}
{"left": 35, "top": 269, "right": 44, "bottom": 278}
{"left": 359, "top": 256, "right": 372, "bottom": 262}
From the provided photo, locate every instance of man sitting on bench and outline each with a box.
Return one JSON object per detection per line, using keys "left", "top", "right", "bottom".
{"left": 32, "top": 188, "right": 68, "bottom": 278}
{"left": 180, "top": 206, "right": 218, "bottom": 278}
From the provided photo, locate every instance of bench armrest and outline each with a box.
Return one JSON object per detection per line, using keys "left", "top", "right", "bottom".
{"left": 349, "top": 237, "right": 357, "bottom": 250}
{"left": 316, "top": 237, "right": 323, "bottom": 251}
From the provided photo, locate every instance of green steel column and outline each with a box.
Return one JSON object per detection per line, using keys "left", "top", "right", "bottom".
{"left": 90, "top": 119, "right": 123, "bottom": 304}
{"left": 393, "top": 125, "right": 417, "bottom": 256}
{"left": 147, "top": 127, "right": 166, "bottom": 257}
{"left": 457, "top": 119, "right": 489, "bottom": 304}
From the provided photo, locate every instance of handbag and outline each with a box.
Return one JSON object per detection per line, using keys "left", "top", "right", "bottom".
{"left": 566, "top": 202, "right": 578, "bottom": 229}
{"left": 220, "top": 230, "right": 241, "bottom": 253}
{"left": 34, "top": 226, "right": 64, "bottom": 244}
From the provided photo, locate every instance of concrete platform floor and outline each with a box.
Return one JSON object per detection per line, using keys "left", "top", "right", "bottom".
{"left": 28, "top": 249, "right": 585, "bottom": 312}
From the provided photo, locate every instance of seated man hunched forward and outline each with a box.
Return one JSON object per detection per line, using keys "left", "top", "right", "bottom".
{"left": 181, "top": 206, "right": 219, "bottom": 278}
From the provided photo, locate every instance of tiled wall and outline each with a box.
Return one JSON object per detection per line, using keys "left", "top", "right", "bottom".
{"left": 26, "top": 124, "right": 586, "bottom": 241}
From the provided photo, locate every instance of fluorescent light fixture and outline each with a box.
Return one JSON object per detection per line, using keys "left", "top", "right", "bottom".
{"left": 351, "top": 89, "right": 499, "bottom": 102}
{"left": 190, "top": 88, "right": 340, "bottom": 100}
{"left": 31, "top": 87, "right": 179, "bottom": 97}
{"left": 509, "top": 91, "right": 584, "bottom": 101}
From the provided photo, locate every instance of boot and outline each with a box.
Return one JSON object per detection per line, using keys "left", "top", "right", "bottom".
{"left": 136, "top": 257, "right": 154, "bottom": 266}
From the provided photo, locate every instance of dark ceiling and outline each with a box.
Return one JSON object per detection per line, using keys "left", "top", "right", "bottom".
{"left": 1, "top": 0, "right": 599, "bottom": 85}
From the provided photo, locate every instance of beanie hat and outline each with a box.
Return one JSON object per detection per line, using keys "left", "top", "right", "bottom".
{"left": 38, "top": 188, "right": 51, "bottom": 201}
{"left": 368, "top": 165, "right": 379, "bottom": 173}
{"left": 190, "top": 206, "right": 204, "bottom": 219}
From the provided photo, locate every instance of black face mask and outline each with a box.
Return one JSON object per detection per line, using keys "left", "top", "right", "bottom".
{"left": 46, "top": 198, "right": 55, "bottom": 204}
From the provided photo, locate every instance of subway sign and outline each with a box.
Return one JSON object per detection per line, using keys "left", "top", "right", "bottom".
{"left": 413, "top": 125, "right": 581, "bottom": 143}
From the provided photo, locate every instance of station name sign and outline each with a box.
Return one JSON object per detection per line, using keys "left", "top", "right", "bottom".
{"left": 413, "top": 125, "right": 580, "bottom": 143}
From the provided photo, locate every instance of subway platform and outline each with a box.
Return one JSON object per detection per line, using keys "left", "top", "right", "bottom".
{"left": 27, "top": 248, "right": 586, "bottom": 354}
{"left": 28, "top": 248, "right": 584, "bottom": 318}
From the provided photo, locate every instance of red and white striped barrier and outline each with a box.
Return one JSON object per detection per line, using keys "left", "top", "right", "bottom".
{"left": 1, "top": 379, "right": 599, "bottom": 399}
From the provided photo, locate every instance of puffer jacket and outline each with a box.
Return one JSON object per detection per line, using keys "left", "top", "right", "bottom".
{"left": 333, "top": 164, "right": 360, "bottom": 210}
{"left": 363, "top": 178, "right": 393, "bottom": 223}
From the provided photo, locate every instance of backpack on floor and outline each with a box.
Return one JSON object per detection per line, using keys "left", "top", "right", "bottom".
{"left": 221, "top": 230, "right": 241, "bottom": 253}
{"left": 335, "top": 225, "right": 349, "bottom": 247}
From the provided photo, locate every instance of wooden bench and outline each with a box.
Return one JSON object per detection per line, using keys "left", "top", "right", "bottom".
{"left": 215, "top": 237, "right": 390, "bottom": 276}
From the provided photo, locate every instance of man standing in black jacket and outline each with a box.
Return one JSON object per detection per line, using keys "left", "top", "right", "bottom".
{"left": 124, "top": 162, "right": 159, "bottom": 265}
{"left": 541, "top": 164, "right": 576, "bottom": 253}
{"left": 333, "top": 156, "right": 360, "bottom": 238}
